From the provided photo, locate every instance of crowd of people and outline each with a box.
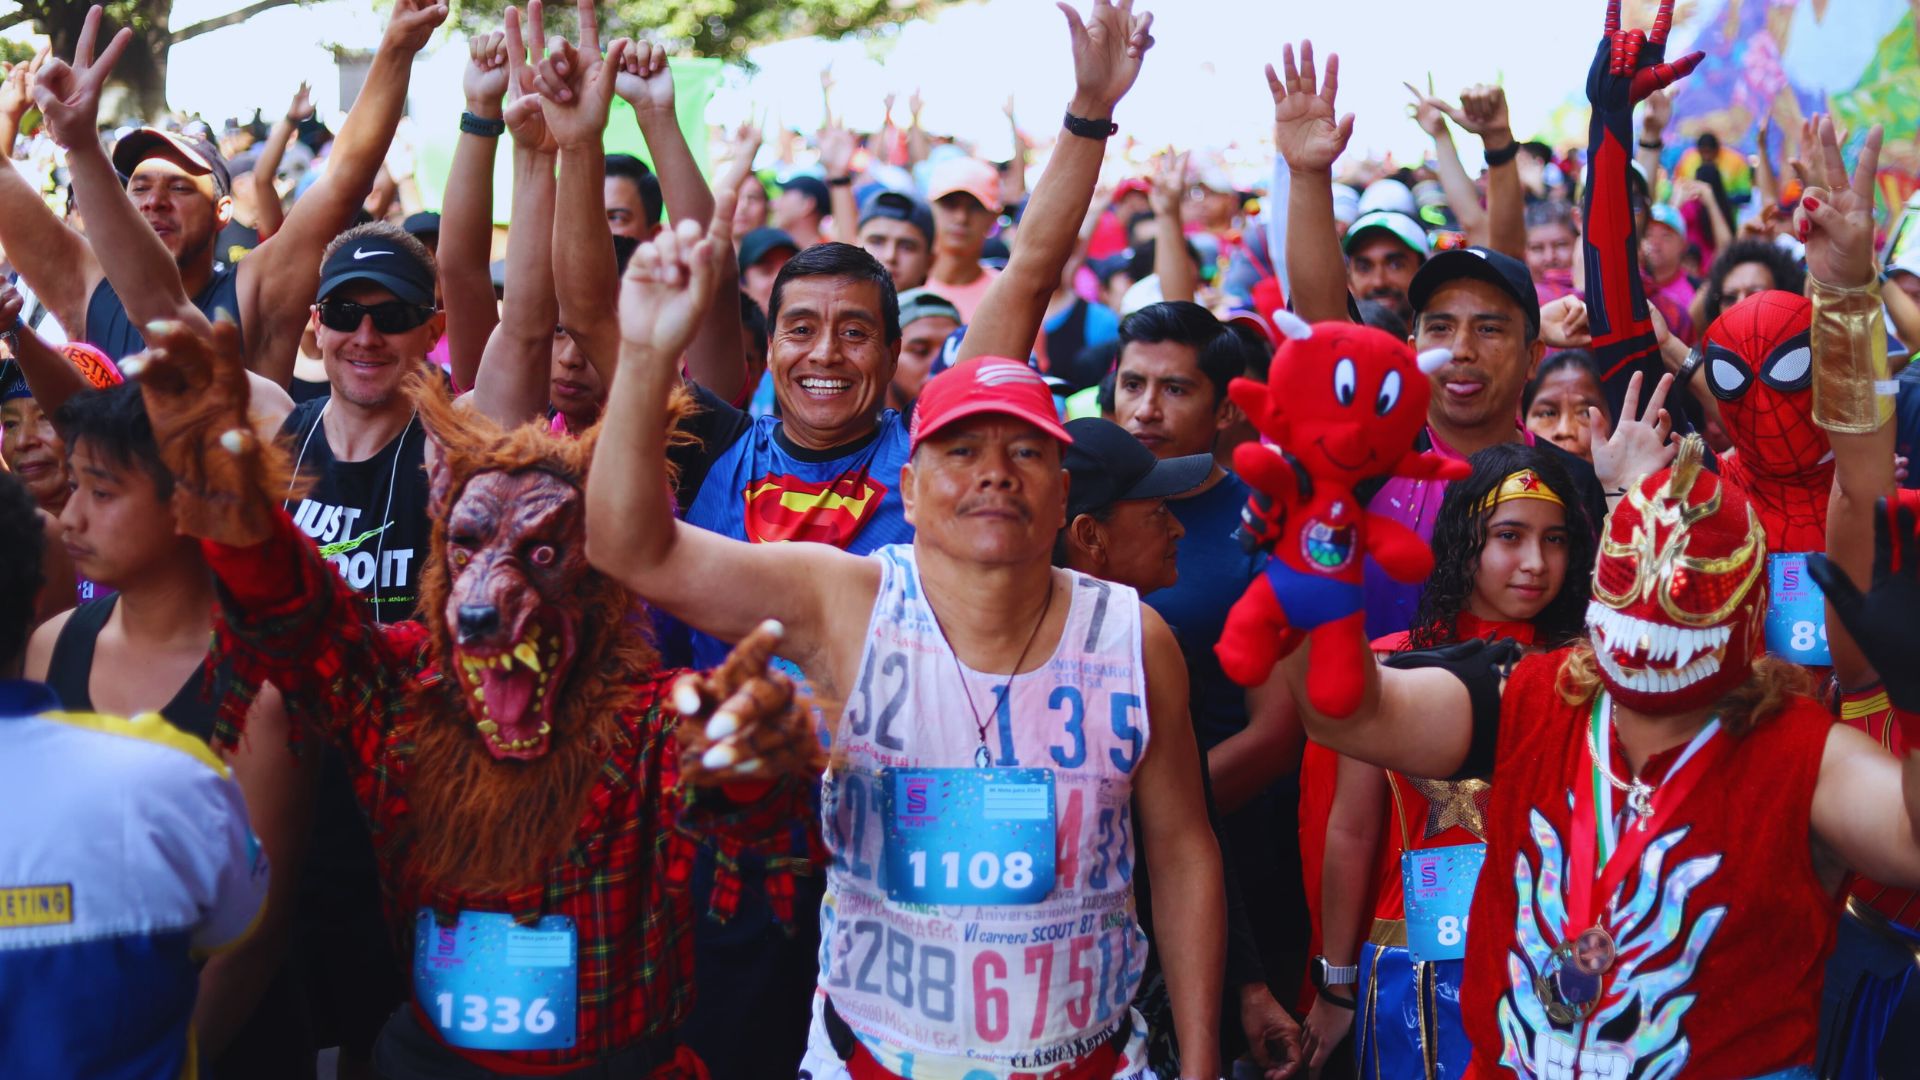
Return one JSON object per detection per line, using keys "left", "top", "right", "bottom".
{"left": 3, "top": 0, "right": 1920, "bottom": 1078}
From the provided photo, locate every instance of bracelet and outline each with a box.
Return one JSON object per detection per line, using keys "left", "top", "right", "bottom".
{"left": 826, "top": 175, "right": 854, "bottom": 188}
{"left": 1638, "top": 137, "right": 1665, "bottom": 150}
{"left": 1063, "top": 111, "right": 1118, "bottom": 140}
{"left": 460, "top": 111, "right": 506, "bottom": 137}
{"left": 1483, "top": 141, "right": 1521, "bottom": 167}
{"left": 1677, "top": 345, "right": 1705, "bottom": 385}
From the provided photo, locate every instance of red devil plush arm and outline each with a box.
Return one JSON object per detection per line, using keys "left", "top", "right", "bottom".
{"left": 1389, "top": 448, "right": 1473, "bottom": 483}
{"left": 1363, "top": 511, "right": 1438, "bottom": 584}
{"left": 1580, "top": 0, "right": 1702, "bottom": 408}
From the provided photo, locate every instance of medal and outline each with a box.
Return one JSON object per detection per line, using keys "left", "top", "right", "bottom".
{"left": 1534, "top": 926, "right": 1617, "bottom": 1022}
{"left": 974, "top": 744, "right": 992, "bottom": 769}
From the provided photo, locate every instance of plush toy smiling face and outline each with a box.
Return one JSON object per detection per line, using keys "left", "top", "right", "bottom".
{"left": 1266, "top": 319, "right": 1445, "bottom": 482}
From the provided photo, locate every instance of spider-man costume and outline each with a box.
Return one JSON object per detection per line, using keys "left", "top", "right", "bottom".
{"left": 1580, "top": 0, "right": 1703, "bottom": 417}
{"left": 1699, "top": 291, "right": 1831, "bottom": 554}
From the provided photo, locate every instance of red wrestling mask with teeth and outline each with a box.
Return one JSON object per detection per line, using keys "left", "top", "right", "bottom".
{"left": 1586, "top": 435, "right": 1767, "bottom": 713}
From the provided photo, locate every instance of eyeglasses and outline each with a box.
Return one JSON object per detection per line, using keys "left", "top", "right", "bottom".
{"left": 316, "top": 298, "right": 436, "bottom": 334}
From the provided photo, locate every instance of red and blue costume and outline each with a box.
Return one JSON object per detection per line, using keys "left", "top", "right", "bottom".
{"left": 1213, "top": 313, "right": 1467, "bottom": 717}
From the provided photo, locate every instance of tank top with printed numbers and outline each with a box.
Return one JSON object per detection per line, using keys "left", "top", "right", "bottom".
{"left": 820, "top": 544, "right": 1153, "bottom": 1078}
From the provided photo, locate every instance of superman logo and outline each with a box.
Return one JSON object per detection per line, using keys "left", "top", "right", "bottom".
{"left": 743, "top": 472, "right": 888, "bottom": 546}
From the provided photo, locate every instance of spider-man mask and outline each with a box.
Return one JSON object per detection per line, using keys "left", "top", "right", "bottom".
{"left": 1585, "top": 435, "right": 1767, "bottom": 714}
{"left": 1700, "top": 291, "right": 1828, "bottom": 482}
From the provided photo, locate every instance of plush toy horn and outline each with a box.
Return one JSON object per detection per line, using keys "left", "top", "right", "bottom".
{"left": 1270, "top": 309, "right": 1314, "bottom": 342}
{"left": 1416, "top": 348, "right": 1452, "bottom": 375}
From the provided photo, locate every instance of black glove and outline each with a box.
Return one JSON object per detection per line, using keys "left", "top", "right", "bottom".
{"left": 1806, "top": 492, "right": 1920, "bottom": 712}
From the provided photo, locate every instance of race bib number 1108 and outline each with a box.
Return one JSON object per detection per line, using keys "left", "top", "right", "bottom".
{"left": 883, "top": 767, "right": 1057, "bottom": 906}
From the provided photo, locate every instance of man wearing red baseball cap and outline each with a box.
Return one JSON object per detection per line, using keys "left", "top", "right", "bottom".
{"left": 589, "top": 13, "right": 1225, "bottom": 1074}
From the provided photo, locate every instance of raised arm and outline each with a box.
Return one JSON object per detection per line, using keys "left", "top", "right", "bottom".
{"left": 620, "top": 38, "right": 746, "bottom": 401}
{"left": 1272, "top": 42, "right": 1357, "bottom": 324}
{"left": 1405, "top": 78, "right": 1487, "bottom": 244}
{"left": 0, "top": 283, "right": 90, "bottom": 420}
{"left": 1447, "top": 83, "right": 1525, "bottom": 259}
{"left": 439, "top": 32, "right": 509, "bottom": 395}
{"left": 249, "top": 83, "right": 311, "bottom": 241}
{"left": 33, "top": 9, "right": 199, "bottom": 334}
{"left": 1278, "top": 631, "right": 1479, "bottom": 781}
{"left": 1797, "top": 119, "right": 1894, "bottom": 688}
{"left": 1002, "top": 96, "right": 1029, "bottom": 205}
{"left": 1148, "top": 149, "right": 1197, "bottom": 303}
{"left": 1633, "top": 88, "right": 1671, "bottom": 197}
{"left": 956, "top": 0, "right": 1155, "bottom": 363}
{"left": 820, "top": 119, "right": 861, "bottom": 245}
{"left": 538, "top": 0, "right": 626, "bottom": 389}
{"left": 585, "top": 202, "right": 875, "bottom": 678}
{"left": 240, "top": 0, "right": 449, "bottom": 383}
{"left": 0, "top": 45, "right": 97, "bottom": 336}
{"left": 1753, "top": 113, "right": 1781, "bottom": 218}
{"left": 471, "top": 11, "right": 560, "bottom": 427}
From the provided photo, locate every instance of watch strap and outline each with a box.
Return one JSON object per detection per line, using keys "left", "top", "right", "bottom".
{"left": 460, "top": 111, "right": 507, "bottom": 137}
{"left": 1062, "top": 111, "right": 1118, "bottom": 140}
{"left": 1484, "top": 141, "right": 1522, "bottom": 167}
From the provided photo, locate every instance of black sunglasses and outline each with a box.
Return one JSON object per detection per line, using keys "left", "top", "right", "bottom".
{"left": 316, "top": 298, "right": 436, "bottom": 334}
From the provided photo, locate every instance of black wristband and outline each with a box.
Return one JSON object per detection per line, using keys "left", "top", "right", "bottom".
{"left": 1638, "top": 137, "right": 1665, "bottom": 150}
{"left": 826, "top": 175, "right": 854, "bottom": 188}
{"left": 1483, "top": 141, "right": 1522, "bottom": 167}
{"left": 1063, "top": 111, "right": 1117, "bottom": 140}
{"left": 460, "top": 111, "right": 506, "bottom": 137}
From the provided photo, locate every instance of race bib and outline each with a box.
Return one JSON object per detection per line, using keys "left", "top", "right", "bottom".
{"left": 1765, "top": 553, "right": 1831, "bottom": 665}
{"left": 1402, "top": 843, "right": 1484, "bottom": 963}
{"left": 882, "top": 767, "right": 1056, "bottom": 906}
{"left": 412, "top": 909, "right": 578, "bottom": 1051}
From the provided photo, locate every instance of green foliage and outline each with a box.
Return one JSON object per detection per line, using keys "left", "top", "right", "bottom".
{"left": 0, "top": 39, "right": 36, "bottom": 64}
{"left": 449, "top": 0, "right": 961, "bottom": 61}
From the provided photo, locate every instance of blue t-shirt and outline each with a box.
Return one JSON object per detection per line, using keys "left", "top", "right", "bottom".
{"left": 1143, "top": 471, "right": 1265, "bottom": 751}
{"left": 672, "top": 384, "right": 914, "bottom": 668}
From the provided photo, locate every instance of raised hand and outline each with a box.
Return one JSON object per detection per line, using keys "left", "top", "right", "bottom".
{"left": 1267, "top": 41, "right": 1352, "bottom": 173}
{"left": 1590, "top": 369, "right": 1678, "bottom": 494}
{"left": 1450, "top": 83, "right": 1511, "bottom": 141}
{"left": 1794, "top": 115, "right": 1883, "bottom": 289}
{"left": 1590, "top": 0, "right": 1703, "bottom": 110}
{"left": 121, "top": 315, "right": 287, "bottom": 548}
{"left": 285, "top": 80, "right": 316, "bottom": 123}
{"left": 28, "top": 5, "right": 131, "bottom": 151}
{"left": 1807, "top": 492, "right": 1920, "bottom": 711}
{"left": 530, "top": 0, "right": 627, "bottom": 149}
{"left": 381, "top": 0, "right": 450, "bottom": 54}
{"left": 1639, "top": 86, "right": 1672, "bottom": 140}
{"left": 671, "top": 619, "right": 827, "bottom": 783}
{"left": 502, "top": 3, "right": 558, "bottom": 153}
{"left": 618, "top": 216, "right": 718, "bottom": 358}
{"left": 818, "top": 120, "right": 856, "bottom": 179}
{"left": 1540, "top": 295, "right": 1593, "bottom": 350}
{"left": 616, "top": 39, "right": 676, "bottom": 120}
{"left": 1057, "top": 0, "right": 1155, "bottom": 117}
{"left": 1147, "top": 147, "right": 1187, "bottom": 217}
{"left": 1403, "top": 76, "right": 1450, "bottom": 140}
{"left": 462, "top": 32, "right": 508, "bottom": 113}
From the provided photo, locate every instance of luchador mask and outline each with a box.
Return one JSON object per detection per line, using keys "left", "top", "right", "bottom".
{"left": 1699, "top": 291, "right": 1828, "bottom": 481}
{"left": 1585, "top": 435, "right": 1767, "bottom": 713}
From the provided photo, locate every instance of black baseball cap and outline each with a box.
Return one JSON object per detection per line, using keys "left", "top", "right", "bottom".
{"left": 112, "top": 128, "right": 232, "bottom": 197}
{"left": 781, "top": 175, "right": 832, "bottom": 218}
{"left": 1408, "top": 246, "right": 1541, "bottom": 335}
{"left": 738, "top": 227, "right": 800, "bottom": 271}
{"left": 1063, "top": 417, "right": 1212, "bottom": 520}
{"left": 316, "top": 230, "right": 437, "bottom": 306}
{"left": 402, "top": 211, "right": 442, "bottom": 241}
{"left": 858, "top": 190, "right": 934, "bottom": 246}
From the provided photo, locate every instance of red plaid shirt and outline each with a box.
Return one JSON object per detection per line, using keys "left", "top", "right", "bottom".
{"left": 203, "top": 509, "right": 819, "bottom": 1074}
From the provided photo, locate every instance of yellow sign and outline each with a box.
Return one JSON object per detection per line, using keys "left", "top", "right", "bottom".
{"left": 0, "top": 885, "right": 73, "bottom": 928}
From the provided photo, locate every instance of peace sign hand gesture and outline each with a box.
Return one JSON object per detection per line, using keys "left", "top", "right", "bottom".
{"left": 502, "top": 3, "right": 558, "bottom": 154}
{"left": 29, "top": 5, "right": 130, "bottom": 152}
{"left": 1794, "top": 115, "right": 1884, "bottom": 290}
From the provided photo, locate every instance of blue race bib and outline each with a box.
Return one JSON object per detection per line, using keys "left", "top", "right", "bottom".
{"left": 882, "top": 767, "right": 1056, "bottom": 906}
{"left": 413, "top": 909, "right": 578, "bottom": 1051}
{"left": 1401, "top": 843, "right": 1484, "bottom": 963}
{"left": 1765, "top": 553, "right": 1831, "bottom": 665}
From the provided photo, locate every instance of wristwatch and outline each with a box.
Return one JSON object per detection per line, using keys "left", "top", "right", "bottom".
{"left": 1062, "top": 110, "right": 1118, "bottom": 140}
{"left": 1311, "top": 955, "right": 1358, "bottom": 1009}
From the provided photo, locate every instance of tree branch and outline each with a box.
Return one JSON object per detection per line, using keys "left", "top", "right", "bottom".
{"left": 0, "top": 10, "right": 34, "bottom": 33}
{"left": 169, "top": 0, "right": 302, "bottom": 45}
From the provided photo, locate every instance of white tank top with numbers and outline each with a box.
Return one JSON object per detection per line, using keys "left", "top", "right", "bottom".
{"left": 814, "top": 544, "right": 1153, "bottom": 1079}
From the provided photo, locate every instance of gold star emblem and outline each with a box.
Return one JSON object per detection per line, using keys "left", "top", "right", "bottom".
{"left": 1406, "top": 777, "right": 1491, "bottom": 840}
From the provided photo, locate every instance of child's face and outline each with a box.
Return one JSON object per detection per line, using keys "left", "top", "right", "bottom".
{"left": 1468, "top": 495, "right": 1571, "bottom": 626}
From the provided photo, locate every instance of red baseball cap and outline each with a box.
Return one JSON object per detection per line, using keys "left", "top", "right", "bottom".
{"left": 909, "top": 357, "right": 1072, "bottom": 453}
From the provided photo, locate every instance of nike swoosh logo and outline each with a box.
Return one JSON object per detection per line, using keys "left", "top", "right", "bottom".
{"left": 318, "top": 522, "right": 393, "bottom": 558}
{"left": 352, "top": 248, "right": 389, "bottom": 260}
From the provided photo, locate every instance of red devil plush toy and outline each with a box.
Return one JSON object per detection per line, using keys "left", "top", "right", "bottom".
{"left": 1216, "top": 312, "right": 1468, "bottom": 717}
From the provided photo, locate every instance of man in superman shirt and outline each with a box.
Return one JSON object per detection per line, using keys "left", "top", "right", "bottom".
{"left": 664, "top": 240, "right": 912, "bottom": 1078}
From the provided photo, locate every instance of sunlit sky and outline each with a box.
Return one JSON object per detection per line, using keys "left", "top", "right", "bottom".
{"left": 9, "top": 0, "right": 1703, "bottom": 179}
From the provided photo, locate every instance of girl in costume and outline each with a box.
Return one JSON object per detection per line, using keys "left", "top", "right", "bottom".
{"left": 1302, "top": 443, "right": 1593, "bottom": 1078}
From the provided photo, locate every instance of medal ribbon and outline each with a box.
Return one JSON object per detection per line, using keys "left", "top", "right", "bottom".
{"left": 1569, "top": 692, "right": 1726, "bottom": 937}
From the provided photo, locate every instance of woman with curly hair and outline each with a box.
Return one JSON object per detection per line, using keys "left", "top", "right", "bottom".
{"left": 1300, "top": 443, "right": 1593, "bottom": 1077}
{"left": 1689, "top": 236, "right": 1806, "bottom": 331}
